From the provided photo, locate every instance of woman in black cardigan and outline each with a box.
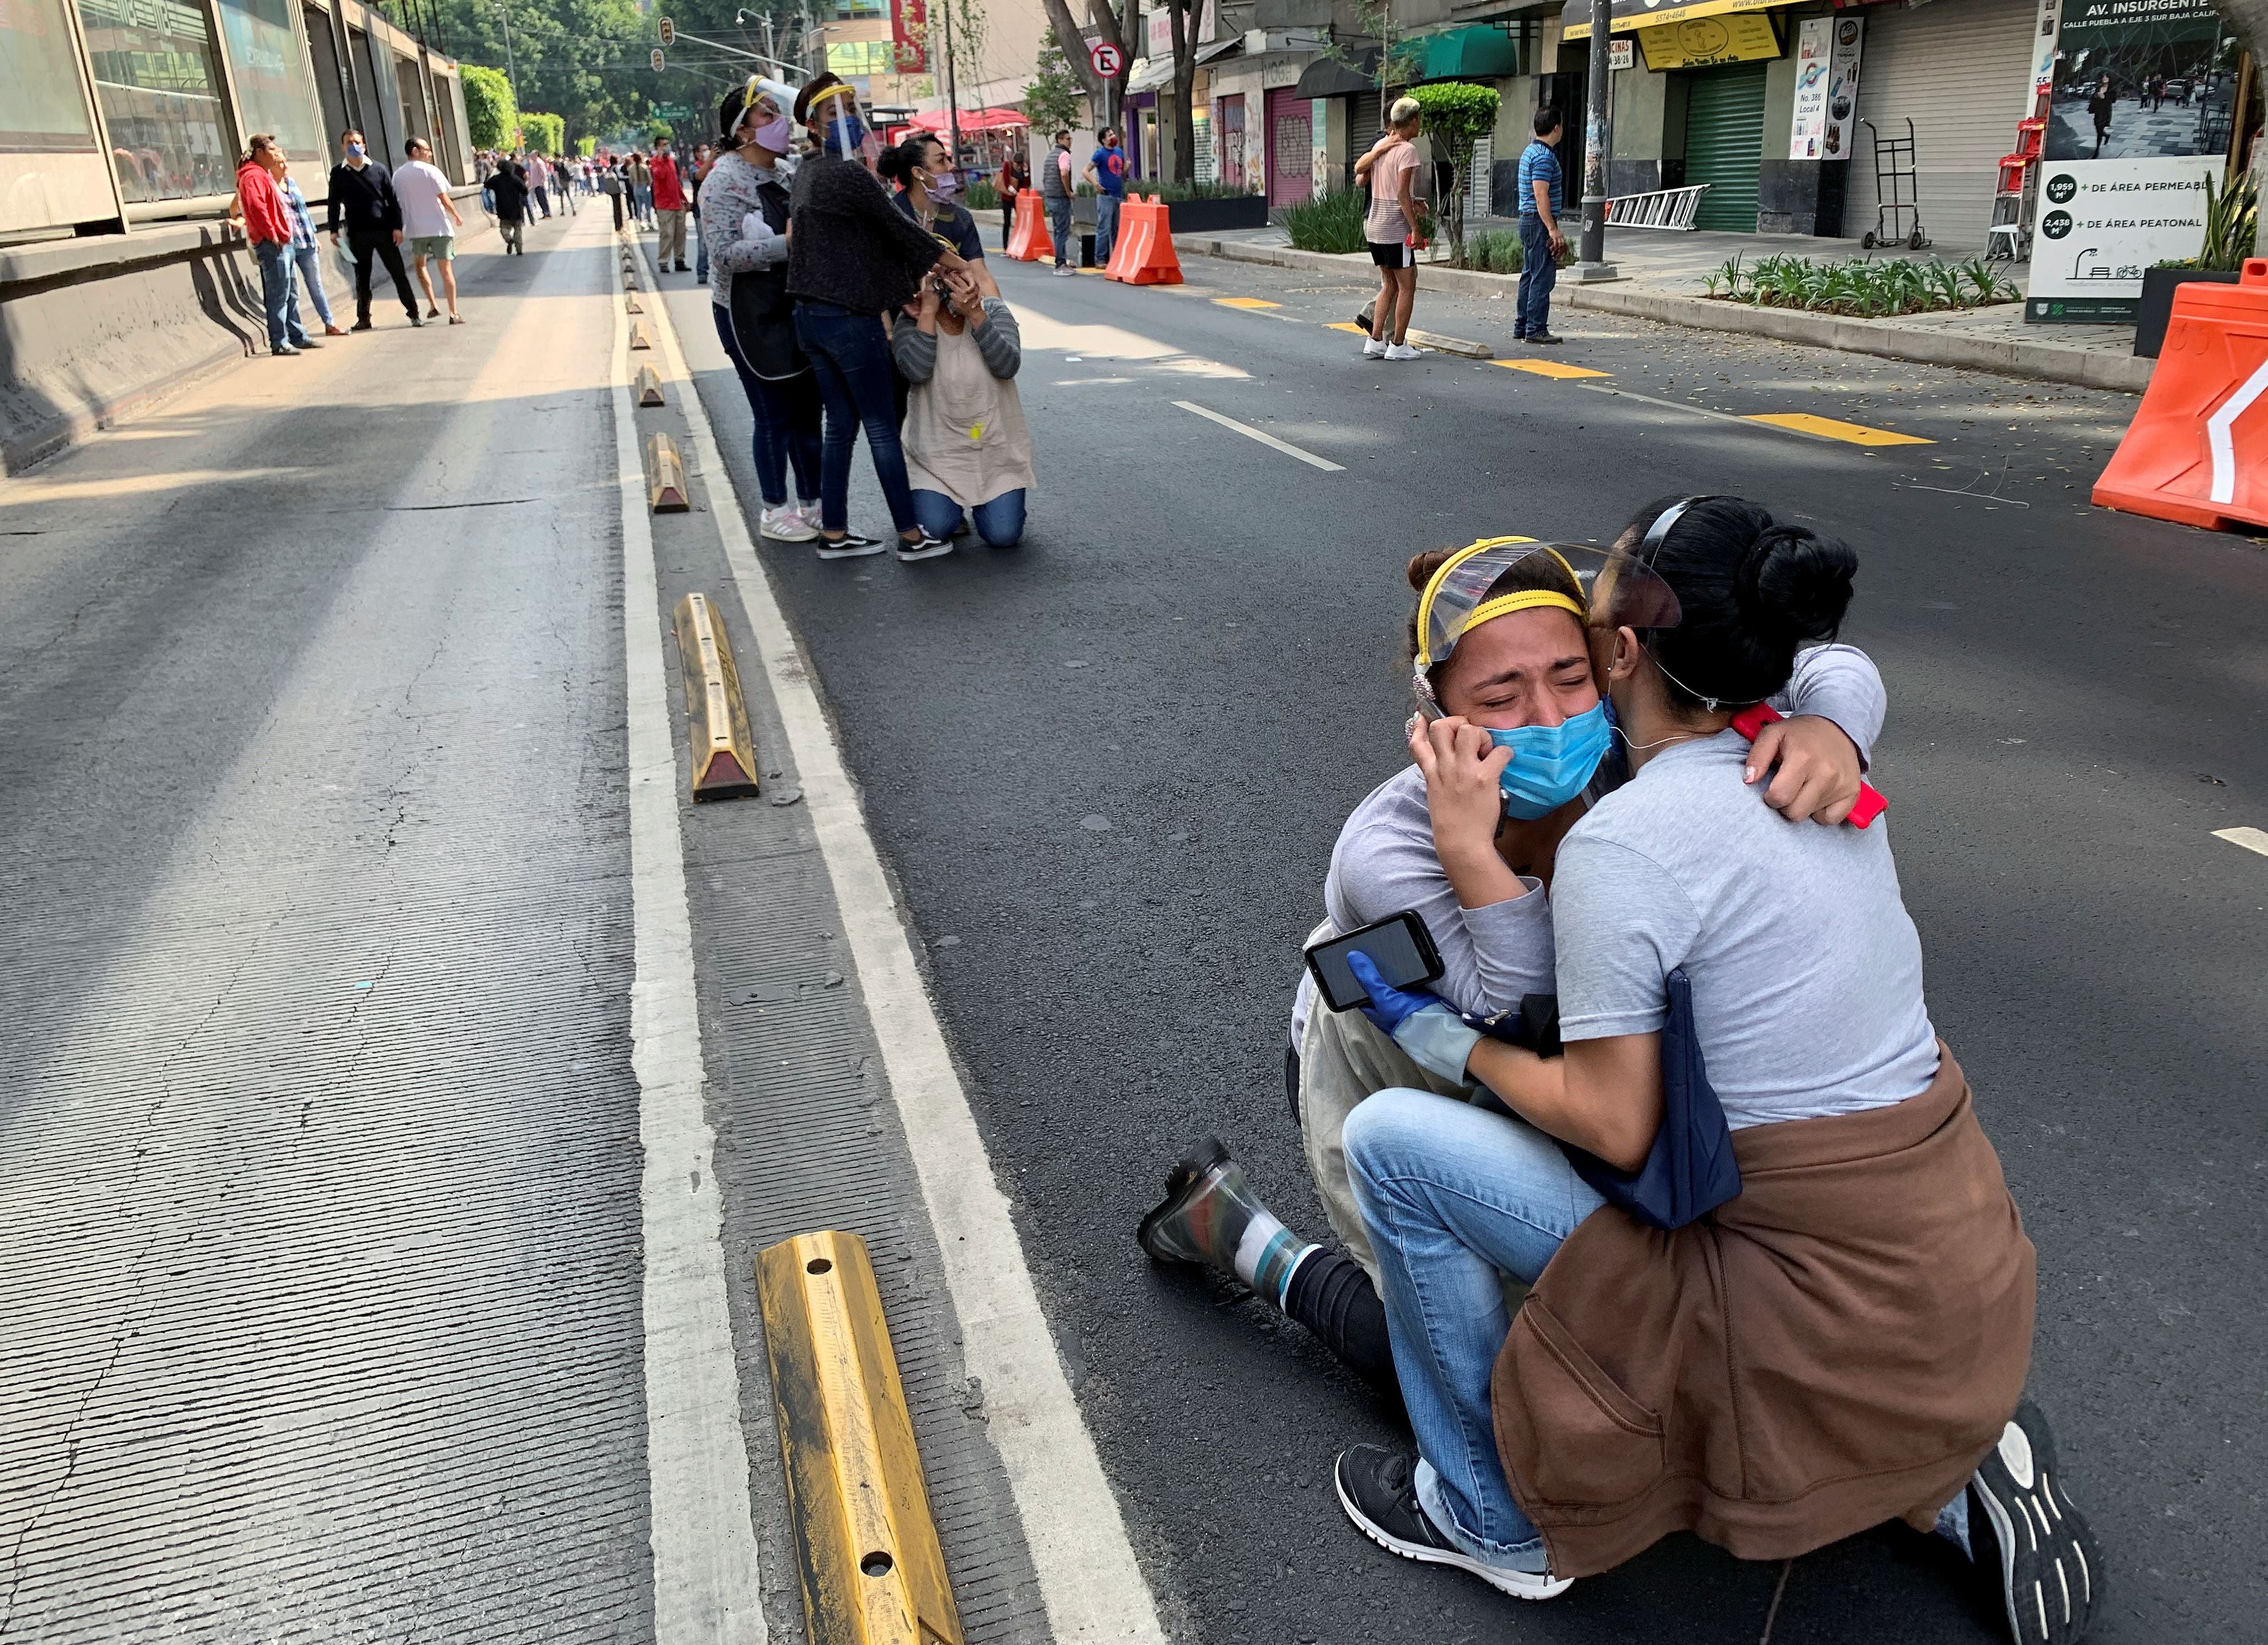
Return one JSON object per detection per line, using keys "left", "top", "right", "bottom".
{"left": 789, "top": 73, "right": 973, "bottom": 560}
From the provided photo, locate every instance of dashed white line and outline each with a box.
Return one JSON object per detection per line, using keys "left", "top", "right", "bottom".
{"left": 1173, "top": 399, "right": 1347, "bottom": 471}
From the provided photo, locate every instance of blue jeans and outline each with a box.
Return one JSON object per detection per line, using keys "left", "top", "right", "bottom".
{"left": 792, "top": 301, "right": 917, "bottom": 534}
{"left": 910, "top": 487, "right": 1025, "bottom": 547}
{"left": 712, "top": 305, "right": 821, "bottom": 508}
{"left": 254, "top": 240, "right": 309, "bottom": 351}
{"left": 1094, "top": 193, "right": 1120, "bottom": 264}
{"left": 1047, "top": 195, "right": 1074, "bottom": 267}
{"left": 1517, "top": 214, "right": 1558, "bottom": 337}
{"left": 290, "top": 243, "right": 334, "bottom": 327}
{"left": 1344, "top": 1088, "right": 1606, "bottom": 1572}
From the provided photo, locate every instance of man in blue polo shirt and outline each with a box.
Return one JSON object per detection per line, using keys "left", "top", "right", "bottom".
{"left": 1517, "top": 107, "right": 1569, "bottom": 345}
{"left": 1086, "top": 128, "right": 1128, "bottom": 264}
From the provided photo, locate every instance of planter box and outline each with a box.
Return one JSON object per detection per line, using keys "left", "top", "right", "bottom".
{"left": 2135, "top": 266, "right": 2241, "bottom": 358}
{"left": 1156, "top": 195, "right": 1268, "bottom": 233}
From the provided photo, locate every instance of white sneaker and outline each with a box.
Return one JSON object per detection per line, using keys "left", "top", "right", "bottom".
{"left": 761, "top": 504, "right": 818, "bottom": 542}
{"left": 1384, "top": 342, "right": 1424, "bottom": 360}
{"left": 1052, "top": 264, "right": 1076, "bottom": 277}
{"left": 1362, "top": 336, "right": 1388, "bottom": 359}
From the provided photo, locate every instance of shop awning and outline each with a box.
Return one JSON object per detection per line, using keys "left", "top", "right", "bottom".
{"left": 908, "top": 105, "right": 1029, "bottom": 133}
{"left": 1195, "top": 34, "right": 1244, "bottom": 64}
{"left": 1126, "top": 54, "right": 1177, "bottom": 93}
{"left": 1560, "top": 0, "right": 1796, "bottom": 40}
{"left": 1411, "top": 23, "right": 1523, "bottom": 79}
{"left": 1292, "top": 47, "right": 1379, "bottom": 97}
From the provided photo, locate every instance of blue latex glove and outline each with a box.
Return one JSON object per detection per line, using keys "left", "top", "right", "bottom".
{"left": 1348, "top": 951, "right": 1482, "bottom": 1085}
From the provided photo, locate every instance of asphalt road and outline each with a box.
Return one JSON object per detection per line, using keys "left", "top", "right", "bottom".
{"left": 665, "top": 240, "right": 2268, "bottom": 1643}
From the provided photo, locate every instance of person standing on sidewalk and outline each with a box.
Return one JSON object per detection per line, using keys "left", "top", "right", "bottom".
{"left": 281, "top": 160, "right": 349, "bottom": 337}
{"left": 691, "top": 143, "right": 716, "bottom": 281}
{"left": 528, "top": 155, "right": 552, "bottom": 219}
{"left": 1084, "top": 128, "right": 1127, "bottom": 265}
{"left": 489, "top": 157, "right": 530, "bottom": 254}
{"left": 395, "top": 138, "right": 466, "bottom": 324}
{"left": 598, "top": 159, "right": 625, "bottom": 231}
{"left": 628, "top": 152, "right": 653, "bottom": 227}
{"left": 1516, "top": 108, "right": 1568, "bottom": 346}
{"left": 326, "top": 129, "right": 420, "bottom": 329}
{"left": 235, "top": 136, "right": 316, "bottom": 357}
{"left": 788, "top": 73, "right": 972, "bottom": 560}
{"left": 1356, "top": 99, "right": 1425, "bottom": 360}
{"left": 1041, "top": 130, "right": 1076, "bottom": 275}
{"left": 998, "top": 147, "right": 1027, "bottom": 242}
{"left": 651, "top": 145, "right": 690, "bottom": 270}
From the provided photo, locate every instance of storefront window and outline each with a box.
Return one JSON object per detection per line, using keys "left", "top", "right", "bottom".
{"left": 214, "top": 0, "right": 322, "bottom": 162}
{"left": 2, "top": 0, "right": 101, "bottom": 156}
{"left": 76, "top": 0, "right": 235, "bottom": 202}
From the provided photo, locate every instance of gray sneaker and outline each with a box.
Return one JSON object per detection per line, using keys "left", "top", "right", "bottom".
{"left": 1968, "top": 1399, "right": 2102, "bottom": 1645}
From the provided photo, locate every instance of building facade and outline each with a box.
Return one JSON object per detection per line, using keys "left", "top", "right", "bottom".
{"left": 2, "top": 0, "right": 471, "bottom": 238}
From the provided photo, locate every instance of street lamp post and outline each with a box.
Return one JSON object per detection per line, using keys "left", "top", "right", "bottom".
{"left": 1574, "top": 0, "right": 1618, "bottom": 281}
{"left": 497, "top": 0, "right": 522, "bottom": 145}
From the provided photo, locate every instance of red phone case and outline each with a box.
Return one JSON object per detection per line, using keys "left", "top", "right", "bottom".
{"left": 1728, "top": 704, "right": 1887, "bottom": 828}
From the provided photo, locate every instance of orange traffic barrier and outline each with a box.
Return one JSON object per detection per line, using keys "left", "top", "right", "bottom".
{"left": 1104, "top": 197, "right": 1183, "bottom": 287}
{"left": 2094, "top": 258, "right": 2268, "bottom": 533}
{"left": 1006, "top": 190, "right": 1053, "bottom": 263}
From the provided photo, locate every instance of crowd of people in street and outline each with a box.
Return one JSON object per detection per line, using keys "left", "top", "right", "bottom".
{"left": 698, "top": 73, "right": 1030, "bottom": 562}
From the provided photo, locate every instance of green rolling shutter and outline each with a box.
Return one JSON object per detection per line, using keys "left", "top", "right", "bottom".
{"left": 1684, "top": 62, "right": 1768, "bottom": 232}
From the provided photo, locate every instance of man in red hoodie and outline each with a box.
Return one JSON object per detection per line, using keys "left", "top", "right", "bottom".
{"left": 650, "top": 147, "right": 689, "bottom": 272}
{"left": 235, "top": 134, "right": 315, "bottom": 357}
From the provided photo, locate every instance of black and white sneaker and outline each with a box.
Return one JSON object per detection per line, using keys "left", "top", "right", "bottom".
{"left": 814, "top": 532, "right": 888, "bottom": 560}
{"left": 896, "top": 531, "right": 954, "bottom": 562}
{"left": 1334, "top": 1445, "right": 1572, "bottom": 1602}
{"left": 1969, "top": 1398, "right": 2102, "bottom": 1645}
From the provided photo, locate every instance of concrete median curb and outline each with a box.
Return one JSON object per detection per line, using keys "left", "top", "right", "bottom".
{"left": 1187, "top": 236, "right": 2153, "bottom": 395}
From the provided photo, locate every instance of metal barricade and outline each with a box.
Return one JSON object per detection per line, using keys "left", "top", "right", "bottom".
{"left": 1602, "top": 184, "right": 1710, "bottom": 230}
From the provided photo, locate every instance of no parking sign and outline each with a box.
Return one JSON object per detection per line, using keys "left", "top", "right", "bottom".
{"left": 1090, "top": 40, "right": 1122, "bottom": 76}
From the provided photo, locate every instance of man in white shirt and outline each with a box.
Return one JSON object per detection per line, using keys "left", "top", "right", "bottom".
{"left": 394, "top": 136, "right": 467, "bottom": 324}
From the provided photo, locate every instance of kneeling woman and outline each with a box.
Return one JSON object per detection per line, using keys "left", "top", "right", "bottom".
{"left": 889, "top": 260, "right": 1032, "bottom": 548}
{"left": 1335, "top": 498, "right": 2099, "bottom": 1645}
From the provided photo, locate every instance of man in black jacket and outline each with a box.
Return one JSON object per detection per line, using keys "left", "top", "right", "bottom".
{"left": 325, "top": 128, "right": 421, "bottom": 329}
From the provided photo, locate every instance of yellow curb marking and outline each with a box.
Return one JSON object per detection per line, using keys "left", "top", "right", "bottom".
{"left": 1214, "top": 296, "right": 1282, "bottom": 309}
{"left": 1744, "top": 412, "right": 1933, "bottom": 446}
{"left": 1495, "top": 358, "right": 1612, "bottom": 379}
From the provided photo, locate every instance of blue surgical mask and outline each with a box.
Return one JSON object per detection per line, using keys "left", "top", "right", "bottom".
{"left": 822, "top": 114, "right": 867, "bottom": 157}
{"left": 1487, "top": 702, "right": 1612, "bottom": 819}
{"left": 346, "top": 142, "right": 364, "bottom": 158}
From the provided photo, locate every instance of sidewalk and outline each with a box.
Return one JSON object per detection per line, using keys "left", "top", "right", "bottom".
{"left": 1186, "top": 222, "right": 2151, "bottom": 393}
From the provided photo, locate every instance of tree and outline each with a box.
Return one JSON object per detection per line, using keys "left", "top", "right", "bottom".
{"left": 1407, "top": 81, "right": 1500, "bottom": 267}
{"left": 435, "top": 0, "right": 649, "bottom": 147}
{"left": 1032, "top": 0, "right": 1136, "bottom": 134}
{"left": 1024, "top": 26, "right": 1085, "bottom": 138}
{"left": 462, "top": 63, "right": 519, "bottom": 149}
{"left": 521, "top": 111, "right": 565, "bottom": 155}
{"left": 1156, "top": 0, "right": 1197, "bottom": 182}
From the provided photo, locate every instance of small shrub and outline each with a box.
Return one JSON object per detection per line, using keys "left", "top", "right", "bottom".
{"left": 965, "top": 178, "right": 999, "bottom": 210}
{"left": 1699, "top": 251, "right": 2019, "bottom": 316}
{"left": 1126, "top": 177, "right": 1258, "bottom": 202}
{"left": 1467, "top": 228, "right": 1523, "bottom": 274}
{"left": 1282, "top": 188, "right": 1367, "bottom": 254}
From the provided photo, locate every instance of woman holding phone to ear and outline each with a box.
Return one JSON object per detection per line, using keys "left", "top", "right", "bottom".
{"left": 1139, "top": 526, "right": 1887, "bottom": 1389}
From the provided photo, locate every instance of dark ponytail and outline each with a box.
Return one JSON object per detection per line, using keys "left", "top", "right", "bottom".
{"left": 877, "top": 136, "right": 938, "bottom": 188}
{"left": 1616, "top": 496, "right": 1856, "bottom": 709}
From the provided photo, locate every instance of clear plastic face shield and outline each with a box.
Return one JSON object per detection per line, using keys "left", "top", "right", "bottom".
{"left": 809, "top": 82, "right": 872, "bottom": 166}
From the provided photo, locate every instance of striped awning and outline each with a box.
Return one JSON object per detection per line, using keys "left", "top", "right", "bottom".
{"left": 1560, "top": 0, "right": 1799, "bottom": 40}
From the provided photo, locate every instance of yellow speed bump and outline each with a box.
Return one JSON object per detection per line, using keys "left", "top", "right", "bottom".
{"left": 1214, "top": 296, "right": 1281, "bottom": 309}
{"left": 1496, "top": 358, "right": 1611, "bottom": 379}
{"left": 645, "top": 431, "right": 691, "bottom": 513}
{"left": 630, "top": 321, "right": 654, "bottom": 351}
{"left": 1744, "top": 411, "right": 1933, "bottom": 446}
{"left": 634, "top": 364, "right": 667, "bottom": 407}
{"left": 758, "top": 1231, "right": 965, "bottom": 1645}
{"left": 671, "top": 591, "right": 760, "bottom": 797}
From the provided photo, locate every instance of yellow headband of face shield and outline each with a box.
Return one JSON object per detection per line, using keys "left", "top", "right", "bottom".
{"left": 1413, "top": 537, "right": 1589, "bottom": 673}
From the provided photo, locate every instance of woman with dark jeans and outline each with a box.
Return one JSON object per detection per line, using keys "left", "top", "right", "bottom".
{"left": 786, "top": 72, "right": 970, "bottom": 560}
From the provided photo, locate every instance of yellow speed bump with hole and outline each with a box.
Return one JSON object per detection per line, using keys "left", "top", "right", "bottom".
{"left": 758, "top": 1231, "right": 965, "bottom": 1645}
{"left": 671, "top": 591, "right": 760, "bottom": 797}
{"left": 635, "top": 364, "right": 667, "bottom": 407}
{"left": 645, "top": 431, "right": 690, "bottom": 512}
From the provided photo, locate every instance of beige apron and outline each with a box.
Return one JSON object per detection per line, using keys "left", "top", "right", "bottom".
{"left": 903, "top": 321, "right": 1036, "bottom": 507}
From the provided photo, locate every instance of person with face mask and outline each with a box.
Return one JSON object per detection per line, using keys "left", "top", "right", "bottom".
{"left": 325, "top": 129, "right": 420, "bottom": 329}
{"left": 786, "top": 73, "right": 973, "bottom": 560}
{"left": 1138, "top": 537, "right": 1886, "bottom": 1392}
{"left": 1328, "top": 499, "right": 2096, "bottom": 1645}
{"left": 704, "top": 80, "right": 827, "bottom": 547}
{"left": 878, "top": 134, "right": 984, "bottom": 263}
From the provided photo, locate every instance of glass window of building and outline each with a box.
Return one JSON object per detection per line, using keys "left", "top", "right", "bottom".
{"left": 76, "top": 0, "right": 235, "bottom": 203}
{"left": 832, "top": 0, "right": 886, "bottom": 17}
{"left": 1, "top": 0, "right": 110, "bottom": 231}
{"left": 825, "top": 38, "right": 893, "bottom": 75}
{"left": 213, "top": 0, "right": 323, "bottom": 163}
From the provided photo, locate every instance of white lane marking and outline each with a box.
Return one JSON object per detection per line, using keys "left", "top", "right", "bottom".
{"left": 2213, "top": 826, "right": 2268, "bottom": 858}
{"left": 2206, "top": 359, "right": 2268, "bottom": 504}
{"left": 1173, "top": 399, "right": 1347, "bottom": 471}
{"left": 638, "top": 249, "right": 1169, "bottom": 1644}
{"left": 1573, "top": 381, "right": 1848, "bottom": 444}
{"left": 610, "top": 231, "right": 769, "bottom": 1645}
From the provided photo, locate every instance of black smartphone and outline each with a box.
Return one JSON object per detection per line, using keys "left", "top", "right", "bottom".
{"left": 1304, "top": 912, "right": 1445, "bottom": 1014}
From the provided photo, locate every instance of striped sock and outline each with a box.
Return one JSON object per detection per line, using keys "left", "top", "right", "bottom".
{"left": 1233, "top": 1212, "right": 1317, "bottom": 1307}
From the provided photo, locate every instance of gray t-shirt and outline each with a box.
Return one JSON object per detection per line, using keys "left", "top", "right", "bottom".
{"left": 1289, "top": 643, "right": 1890, "bottom": 1047}
{"left": 1551, "top": 730, "right": 1939, "bottom": 1129}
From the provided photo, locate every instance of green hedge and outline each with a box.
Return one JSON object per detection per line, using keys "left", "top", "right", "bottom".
{"left": 1282, "top": 188, "right": 1366, "bottom": 254}
{"left": 520, "top": 111, "right": 564, "bottom": 156}
{"left": 461, "top": 64, "right": 516, "bottom": 152}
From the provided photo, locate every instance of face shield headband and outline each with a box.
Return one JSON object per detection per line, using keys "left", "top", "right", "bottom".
{"left": 1410, "top": 538, "right": 1588, "bottom": 715}
{"left": 1615, "top": 495, "right": 1729, "bottom": 710}
{"left": 809, "top": 82, "right": 865, "bottom": 159}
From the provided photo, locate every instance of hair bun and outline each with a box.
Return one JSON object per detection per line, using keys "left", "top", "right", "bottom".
{"left": 1405, "top": 548, "right": 1459, "bottom": 591}
{"left": 1735, "top": 525, "right": 1856, "bottom": 641}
